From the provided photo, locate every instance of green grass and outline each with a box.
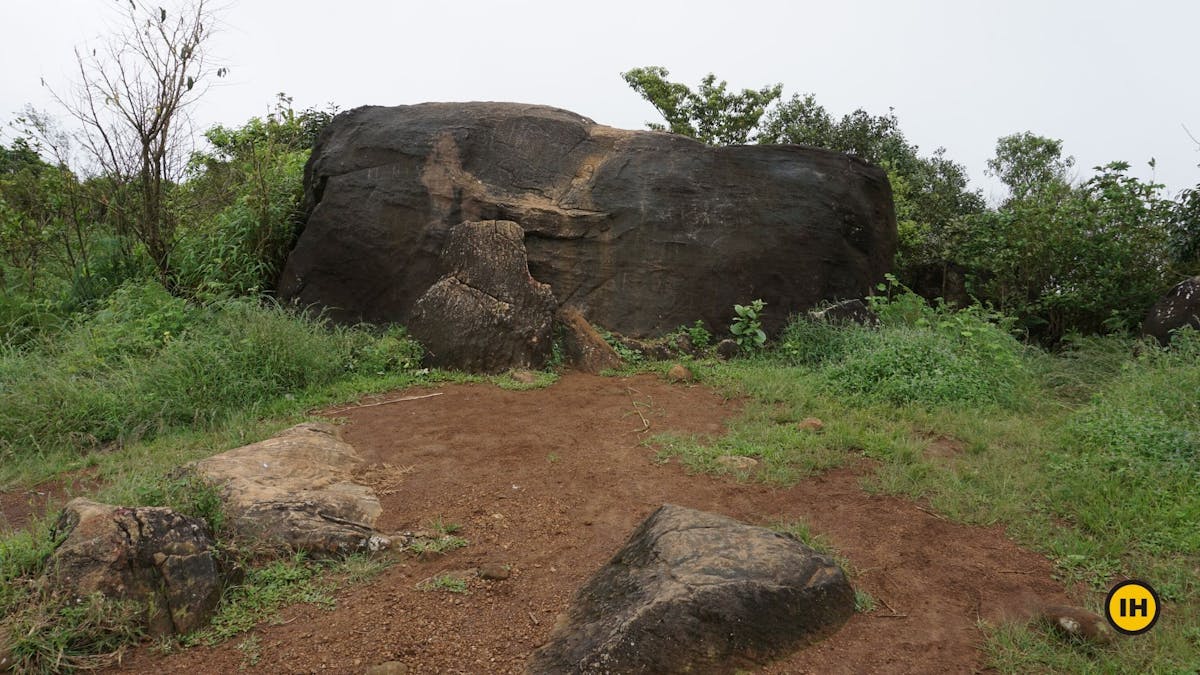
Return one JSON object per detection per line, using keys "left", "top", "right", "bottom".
{"left": 183, "top": 553, "right": 335, "bottom": 647}
{"left": 416, "top": 574, "right": 469, "bottom": 594}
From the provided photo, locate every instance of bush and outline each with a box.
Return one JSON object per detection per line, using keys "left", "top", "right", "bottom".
{"left": 799, "top": 292, "right": 1033, "bottom": 409}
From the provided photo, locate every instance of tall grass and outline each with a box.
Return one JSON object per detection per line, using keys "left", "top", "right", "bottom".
{"left": 0, "top": 279, "right": 422, "bottom": 485}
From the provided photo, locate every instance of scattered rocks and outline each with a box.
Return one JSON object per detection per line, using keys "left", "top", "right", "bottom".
{"left": 528, "top": 504, "right": 854, "bottom": 673}
{"left": 666, "top": 363, "right": 694, "bottom": 383}
{"left": 558, "top": 307, "right": 624, "bottom": 373}
{"left": 1142, "top": 275, "right": 1200, "bottom": 345}
{"left": 797, "top": 417, "right": 825, "bottom": 432}
{"left": 47, "top": 498, "right": 223, "bottom": 636}
{"left": 716, "top": 455, "right": 759, "bottom": 472}
{"left": 715, "top": 338, "right": 740, "bottom": 360}
{"left": 193, "top": 422, "right": 387, "bottom": 555}
{"left": 1039, "top": 605, "right": 1115, "bottom": 646}
{"left": 406, "top": 220, "right": 558, "bottom": 373}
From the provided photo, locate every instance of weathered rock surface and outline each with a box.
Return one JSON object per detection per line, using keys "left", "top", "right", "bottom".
{"left": 279, "top": 102, "right": 896, "bottom": 340}
{"left": 48, "top": 499, "right": 222, "bottom": 635}
{"left": 1039, "top": 605, "right": 1115, "bottom": 646}
{"left": 528, "top": 504, "right": 854, "bottom": 674}
{"left": 406, "top": 220, "right": 557, "bottom": 372}
{"left": 193, "top": 423, "right": 388, "bottom": 555}
{"left": 558, "top": 306, "right": 624, "bottom": 374}
{"left": 809, "top": 298, "right": 879, "bottom": 327}
{"left": 1142, "top": 276, "right": 1200, "bottom": 345}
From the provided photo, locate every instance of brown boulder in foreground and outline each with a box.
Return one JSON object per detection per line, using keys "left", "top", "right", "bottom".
{"left": 48, "top": 499, "right": 223, "bottom": 635}
{"left": 528, "top": 504, "right": 854, "bottom": 674}
{"left": 193, "top": 422, "right": 388, "bottom": 555}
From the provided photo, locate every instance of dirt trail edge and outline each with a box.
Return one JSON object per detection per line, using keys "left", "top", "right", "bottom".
{"left": 112, "top": 373, "right": 1068, "bottom": 674}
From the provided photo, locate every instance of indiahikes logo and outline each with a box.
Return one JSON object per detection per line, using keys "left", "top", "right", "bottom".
{"left": 1104, "top": 580, "right": 1160, "bottom": 635}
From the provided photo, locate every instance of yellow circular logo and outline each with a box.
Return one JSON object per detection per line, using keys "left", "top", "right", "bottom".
{"left": 1105, "top": 580, "right": 1160, "bottom": 635}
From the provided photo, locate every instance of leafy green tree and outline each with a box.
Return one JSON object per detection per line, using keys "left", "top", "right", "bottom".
{"left": 965, "top": 143, "right": 1174, "bottom": 339}
{"left": 174, "top": 95, "right": 335, "bottom": 300}
{"left": 621, "top": 66, "right": 782, "bottom": 145}
{"left": 987, "top": 132, "right": 1075, "bottom": 202}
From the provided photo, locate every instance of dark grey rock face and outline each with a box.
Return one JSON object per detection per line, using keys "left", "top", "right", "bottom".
{"left": 279, "top": 103, "right": 896, "bottom": 342}
{"left": 1142, "top": 276, "right": 1200, "bottom": 345}
{"left": 527, "top": 504, "right": 855, "bottom": 674}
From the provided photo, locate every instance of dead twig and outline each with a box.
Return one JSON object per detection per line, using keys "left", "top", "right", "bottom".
{"left": 326, "top": 392, "right": 443, "bottom": 414}
{"left": 876, "top": 595, "right": 908, "bottom": 618}
{"left": 625, "top": 387, "right": 651, "bottom": 433}
{"left": 914, "top": 505, "right": 948, "bottom": 521}
{"left": 528, "top": 611, "right": 540, "bottom": 625}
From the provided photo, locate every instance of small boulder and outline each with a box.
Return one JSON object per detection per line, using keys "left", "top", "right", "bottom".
{"left": 715, "top": 339, "right": 740, "bottom": 360}
{"left": 528, "top": 504, "right": 854, "bottom": 674}
{"left": 407, "top": 220, "right": 558, "bottom": 373}
{"left": 558, "top": 307, "right": 623, "bottom": 373}
{"left": 808, "top": 298, "right": 880, "bottom": 327}
{"left": 47, "top": 498, "right": 223, "bottom": 636}
{"left": 193, "top": 423, "right": 387, "bottom": 555}
{"left": 666, "top": 363, "right": 694, "bottom": 383}
{"left": 1142, "top": 276, "right": 1200, "bottom": 345}
{"left": 1039, "top": 605, "right": 1115, "bottom": 646}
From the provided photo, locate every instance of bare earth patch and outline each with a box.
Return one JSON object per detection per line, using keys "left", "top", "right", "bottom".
{"left": 98, "top": 372, "right": 1067, "bottom": 673}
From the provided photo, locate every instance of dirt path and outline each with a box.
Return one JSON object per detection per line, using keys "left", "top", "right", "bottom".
{"left": 100, "top": 373, "right": 1067, "bottom": 673}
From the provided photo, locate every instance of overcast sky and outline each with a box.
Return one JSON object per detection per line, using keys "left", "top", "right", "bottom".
{"left": 3, "top": 0, "right": 1199, "bottom": 203}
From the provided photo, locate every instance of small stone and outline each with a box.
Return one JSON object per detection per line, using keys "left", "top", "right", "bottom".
{"left": 365, "top": 662, "right": 408, "bottom": 675}
{"left": 666, "top": 364, "right": 694, "bottom": 383}
{"left": 715, "top": 339, "right": 740, "bottom": 360}
{"left": 510, "top": 370, "right": 539, "bottom": 384}
{"left": 1039, "top": 605, "right": 1115, "bottom": 646}
{"left": 715, "top": 455, "right": 759, "bottom": 471}
{"left": 478, "top": 564, "right": 511, "bottom": 581}
{"left": 797, "top": 417, "right": 825, "bottom": 432}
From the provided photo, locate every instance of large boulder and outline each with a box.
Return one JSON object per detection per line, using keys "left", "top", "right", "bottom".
{"left": 279, "top": 102, "right": 896, "bottom": 341}
{"left": 48, "top": 499, "right": 223, "bottom": 636}
{"left": 193, "top": 423, "right": 388, "bottom": 555}
{"left": 1142, "top": 276, "right": 1200, "bottom": 345}
{"left": 407, "top": 220, "right": 557, "bottom": 372}
{"left": 528, "top": 504, "right": 854, "bottom": 674}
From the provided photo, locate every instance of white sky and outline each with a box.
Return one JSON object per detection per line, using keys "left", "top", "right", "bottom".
{"left": 3, "top": 0, "right": 1199, "bottom": 203}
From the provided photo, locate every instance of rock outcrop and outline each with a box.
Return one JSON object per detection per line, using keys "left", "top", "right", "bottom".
{"left": 48, "top": 499, "right": 223, "bottom": 635}
{"left": 193, "top": 423, "right": 388, "bottom": 555}
{"left": 1142, "top": 276, "right": 1200, "bottom": 345}
{"left": 279, "top": 102, "right": 896, "bottom": 351}
{"left": 528, "top": 504, "right": 854, "bottom": 674}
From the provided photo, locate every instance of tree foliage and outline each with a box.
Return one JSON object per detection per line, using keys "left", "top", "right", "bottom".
{"left": 621, "top": 66, "right": 782, "bottom": 145}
